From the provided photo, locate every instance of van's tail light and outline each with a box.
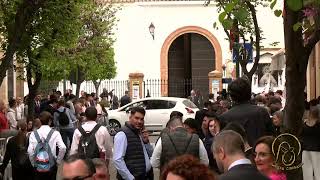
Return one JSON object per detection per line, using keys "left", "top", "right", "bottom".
{"left": 185, "top": 107, "right": 194, "bottom": 114}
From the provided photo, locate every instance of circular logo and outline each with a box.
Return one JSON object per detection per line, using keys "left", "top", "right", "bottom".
{"left": 272, "top": 133, "right": 302, "bottom": 171}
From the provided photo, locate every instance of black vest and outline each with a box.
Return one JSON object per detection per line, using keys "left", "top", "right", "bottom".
{"left": 160, "top": 127, "right": 199, "bottom": 169}
{"left": 118, "top": 122, "right": 146, "bottom": 179}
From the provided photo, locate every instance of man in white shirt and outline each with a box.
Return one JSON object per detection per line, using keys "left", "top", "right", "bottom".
{"left": 28, "top": 111, "right": 66, "bottom": 180}
{"left": 70, "top": 107, "right": 112, "bottom": 165}
{"left": 15, "top": 97, "right": 25, "bottom": 121}
{"left": 6, "top": 98, "right": 17, "bottom": 130}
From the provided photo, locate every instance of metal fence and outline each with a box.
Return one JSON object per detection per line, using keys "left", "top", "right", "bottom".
{"left": 143, "top": 78, "right": 208, "bottom": 98}
{"left": 38, "top": 78, "right": 209, "bottom": 99}
{"left": 40, "top": 80, "right": 129, "bottom": 98}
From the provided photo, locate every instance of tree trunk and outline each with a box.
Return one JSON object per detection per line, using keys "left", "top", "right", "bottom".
{"left": 0, "top": 0, "right": 45, "bottom": 85}
{"left": 26, "top": 65, "right": 42, "bottom": 121}
{"left": 283, "top": 3, "right": 310, "bottom": 180}
{"left": 93, "top": 80, "right": 101, "bottom": 95}
{"left": 75, "top": 80, "right": 82, "bottom": 98}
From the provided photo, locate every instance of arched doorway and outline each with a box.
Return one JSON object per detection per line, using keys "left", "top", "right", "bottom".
{"left": 168, "top": 33, "right": 215, "bottom": 98}
{"left": 160, "top": 26, "right": 222, "bottom": 97}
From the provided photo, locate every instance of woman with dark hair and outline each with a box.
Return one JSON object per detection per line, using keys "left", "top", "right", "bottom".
{"left": 203, "top": 117, "right": 221, "bottom": 173}
{"left": 160, "top": 154, "right": 216, "bottom": 180}
{"left": 0, "top": 120, "right": 34, "bottom": 180}
{"left": 254, "top": 136, "right": 286, "bottom": 180}
{"left": 302, "top": 107, "right": 320, "bottom": 180}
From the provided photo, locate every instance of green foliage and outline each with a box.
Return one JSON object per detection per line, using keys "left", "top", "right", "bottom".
{"left": 0, "top": 0, "right": 119, "bottom": 85}
{"left": 274, "top": 9, "right": 282, "bottom": 17}
{"left": 293, "top": 22, "right": 303, "bottom": 31}
{"left": 51, "top": 2, "right": 120, "bottom": 82}
{"left": 287, "top": 0, "right": 303, "bottom": 11}
{"left": 270, "top": 0, "right": 277, "bottom": 10}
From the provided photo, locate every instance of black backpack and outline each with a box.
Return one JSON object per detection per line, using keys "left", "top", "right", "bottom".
{"left": 77, "top": 124, "right": 101, "bottom": 158}
{"left": 57, "top": 108, "right": 69, "bottom": 126}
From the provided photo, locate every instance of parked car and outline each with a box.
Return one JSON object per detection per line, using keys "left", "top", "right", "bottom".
{"left": 107, "top": 97, "right": 199, "bottom": 135}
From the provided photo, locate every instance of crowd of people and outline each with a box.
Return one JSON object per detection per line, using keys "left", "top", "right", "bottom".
{"left": 0, "top": 77, "right": 319, "bottom": 180}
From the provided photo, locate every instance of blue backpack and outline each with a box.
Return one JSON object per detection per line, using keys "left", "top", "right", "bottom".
{"left": 33, "top": 129, "right": 56, "bottom": 172}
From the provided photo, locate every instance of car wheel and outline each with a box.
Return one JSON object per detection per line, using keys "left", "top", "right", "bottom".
{"left": 109, "top": 119, "right": 121, "bottom": 136}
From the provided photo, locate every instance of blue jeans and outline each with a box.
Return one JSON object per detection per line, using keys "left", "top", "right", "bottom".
{"left": 60, "top": 128, "right": 74, "bottom": 149}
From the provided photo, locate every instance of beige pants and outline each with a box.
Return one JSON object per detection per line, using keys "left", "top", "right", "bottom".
{"left": 302, "top": 150, "right": 320, "bottom": 180}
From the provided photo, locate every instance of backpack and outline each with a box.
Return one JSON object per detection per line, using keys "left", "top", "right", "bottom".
{"left": 77, "top": 124, "right": 101, "bottom": 159}
{"left": 33, "top": 129, "right": 55, "bottom": 172}
{"left": 57, "top": 108, "right": 70, "bottom": 126}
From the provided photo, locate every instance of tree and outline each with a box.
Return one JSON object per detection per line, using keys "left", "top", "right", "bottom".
{"left": 212, "top": 0, "right": 262, "bottom": 84}
{"left": 42, "top": 2, "right": 119, "bottom": 97}
{"left": 214, "top": 0, "right": 320, "bottom": 179}
{"left": 282, "top": 1, "right": 319, "bottom": 179}
{"left": 5, "top": 0, "right": 85, "bottom": 119}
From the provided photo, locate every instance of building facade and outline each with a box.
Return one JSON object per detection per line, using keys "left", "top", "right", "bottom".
{"left": 1, "top": 0, "right": 285, "bottom": 100}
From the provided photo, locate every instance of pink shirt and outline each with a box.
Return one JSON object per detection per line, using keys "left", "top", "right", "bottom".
{"left": 269, "top": 171, "right": 287, "bottom": 180}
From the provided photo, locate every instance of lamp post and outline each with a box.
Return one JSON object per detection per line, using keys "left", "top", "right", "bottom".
{"left": 222, "top": 64, "right": 227, "bottom": 78}
{"left": 149, "top": 23, "right": 155, "bottom": 40}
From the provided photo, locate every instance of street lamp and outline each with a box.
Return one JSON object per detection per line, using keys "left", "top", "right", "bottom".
{"left": 222, "top": 64, "right": 227, "bottom": 78}
{"left": 149, "top": 23, "right": 155, "bottom": 40}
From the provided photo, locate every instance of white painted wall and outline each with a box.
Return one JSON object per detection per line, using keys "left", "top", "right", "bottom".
{"left": 113, "top": 1, "right": 284, "bottom": 79}
{"left": 21, "top": 1, "right": 285, "bottom": 96}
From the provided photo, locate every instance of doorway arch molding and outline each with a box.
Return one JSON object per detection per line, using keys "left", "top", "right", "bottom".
{"left": 160, "top": 26, "right": 223, "bottom": 96}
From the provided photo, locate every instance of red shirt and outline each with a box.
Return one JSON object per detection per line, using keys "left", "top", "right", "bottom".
{"left": 0, "top": 112, "right": 9, "bottom": 132}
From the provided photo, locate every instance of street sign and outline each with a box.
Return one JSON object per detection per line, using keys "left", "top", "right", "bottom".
{"left": 232, "top": 43, "right": 253, "bottom": 63}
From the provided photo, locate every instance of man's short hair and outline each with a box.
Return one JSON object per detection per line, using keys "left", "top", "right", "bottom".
{"left": 170, "top": 111, "right": 183, "bottom": 119}
{"left": 223, "top": 123, "right": 248, "bottom": 143}
{"left": 212, "top": 130, "right": 245, "bottom": 156}
{"left": 130, "top": 106, "right": 146, "bottom": 116}
{"left": 204, "top": 111, "right": 216, "bottom": 119}
{"left": 167, "top": 116, "right": 183, "bottom": 129}
{"left": 92, "top": 158, "right": 108, "bottom": 171}
{"left": 39, "top": 111, "right": 53, "bottom": 125}
{"left": 228, "top": 78, "right": 251, "bottom": 103}
{"left": 203, "top": 101, "right": 212, "bottom": 109}
{"left": 183, "top": 118, "right": 199, "bottom": 130}
{"left": 85, "top": 107, "right": 98, "bottom": 120}
{"left": 8, "top": 97, "right": 16, "bottom": 108}
{"left": 64, "top": 154, "right": 96, "bottom": 175}
{"left": 58, "top": 99, "right": 65, "bottom": 107}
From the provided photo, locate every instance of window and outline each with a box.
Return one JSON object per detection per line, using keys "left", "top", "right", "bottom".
{"left": 146, "top": 100, "right": 176, "bottom": 110}
{"left": 123, "top": 101, "right": 147, "bottom": 111}
{"left": 183, "top": 100, "right": 197, "bottom": 108}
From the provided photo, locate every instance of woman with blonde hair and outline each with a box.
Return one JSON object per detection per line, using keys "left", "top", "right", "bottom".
{"left": 302, "top": 107, "right": 320, "bottom": 180}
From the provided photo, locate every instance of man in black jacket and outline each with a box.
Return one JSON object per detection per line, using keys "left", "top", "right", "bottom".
{"left": 113, "top": 107, "right": 153, "bottom": 180}
{"left": 212, "top": 130, "right": 268, "bottom": 180}
{"left": 195, "top": 101, "right": 211, "bottom": 132}
{"left": 219, "top": 78, "right": 273, "bottom": 146}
